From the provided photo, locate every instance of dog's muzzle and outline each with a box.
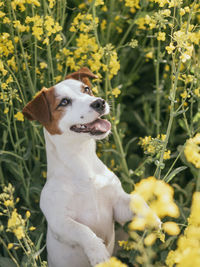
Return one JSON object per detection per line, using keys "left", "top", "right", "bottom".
{"left": 90, "top": 99, "right": 105, "bottom": 114}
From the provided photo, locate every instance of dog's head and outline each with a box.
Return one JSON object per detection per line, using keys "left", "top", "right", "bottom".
{"left": 22, "top": 67, "right": 111, "bottom": 140}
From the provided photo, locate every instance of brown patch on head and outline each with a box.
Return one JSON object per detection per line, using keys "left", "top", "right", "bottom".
{"left": 81, "top": 82, "right": 94, "bottom": 96}
{"left": 82, "top": 77, "right": 92, "bottom": 88}
{"left": 22, "top": 87, "right": 65, "bottom": 135}
{"left": 65, "top": 67, "right": 98, "bottom": 82}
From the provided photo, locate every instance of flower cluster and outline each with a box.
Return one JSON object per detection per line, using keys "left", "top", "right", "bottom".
{"left": 139, "top": 135, "right": 171, "bottom": 160}
{"left": 166, "top": 192, "right": 200, "bottom": 267}
{"left": 58, "top": 23, "right": 120, "bottom": 81}
{"left": 70, "top": 13, "right": 99, "bottom": 33}
{"left": 11, "top": 0, "right": 40, "bottom": 12}
{"left": 0, "top": 184, "right": 35, "bottom": 241}
{"left": 95, "top": 257, "right": 127, "bottom": 267}
{"left": 25, "top": 15, "right": 62, "bottom": 44}
{"left": 124, "top": 0, "right": 140, "bottom": 13}
{"left": 130, "top": 177, "right": 180, "bottom": 240}
{"left": 184, "top": 133, "right": 200, "bottom": 168}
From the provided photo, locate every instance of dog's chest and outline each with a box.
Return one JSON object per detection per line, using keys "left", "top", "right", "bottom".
{"left": 71, "top": 177, "right": 114, "bottom": 244}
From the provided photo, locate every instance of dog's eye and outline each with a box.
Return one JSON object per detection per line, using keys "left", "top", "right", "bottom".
{"left": 84, "top": 87, "right": 91, "bottom": 94}
{"left": 59, "top": 98, "right": 71, "bottom": 107}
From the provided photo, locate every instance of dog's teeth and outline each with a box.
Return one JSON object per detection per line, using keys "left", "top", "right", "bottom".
{"left": 80, "top": 125, "right": 86, "bottom": 129}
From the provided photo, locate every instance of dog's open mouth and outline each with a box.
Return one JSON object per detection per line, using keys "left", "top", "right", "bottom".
{"left": 70, "top": 118, "right": 111, "bottom": 135}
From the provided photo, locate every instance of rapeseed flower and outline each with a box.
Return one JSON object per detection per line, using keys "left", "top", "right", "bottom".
{"left": 157, "top": 32, "right": 166, "bottom": 41}
{"left": 14, "top": 111, "right": 24, "bottom": 121}
{"left": 184, "top": 133, "right": 200, "bottom": 168}
{"left": 96, "top": 257, "right": 127, "bottom": 267}
{"left": 7, "top": 209, "right": 25, "bottom": 240}
{"left": 166, "top": 43, "right": 175, "bottom": 54}
{"left": 130, "top": 177, "right": 179, "bottom": 231}
{"left": 166, "top": 192, "right": 200, "bottom": 267}
{"left": 112, "top": 87, "right": 121, "bottom": 98}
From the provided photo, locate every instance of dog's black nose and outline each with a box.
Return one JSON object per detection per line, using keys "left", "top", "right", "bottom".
{"left": 90, "top": 99, "right": 106, "bottom": 114}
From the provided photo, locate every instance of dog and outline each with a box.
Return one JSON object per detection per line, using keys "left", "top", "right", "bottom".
{"left": 23, "top": 67, "right": 160, "bottom": 267}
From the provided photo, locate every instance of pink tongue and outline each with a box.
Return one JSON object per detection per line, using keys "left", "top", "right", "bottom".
{"left": 87, "top": 119, "right": 111, "bottom": 133}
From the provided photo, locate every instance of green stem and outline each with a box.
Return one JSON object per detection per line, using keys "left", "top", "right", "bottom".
{"left": 163, "top": 146, "right": 184, "bottom": 182}
{"left": 10, "top": 6, "right": 35, "bottom": 94}
{"left": 196, "top": 169, "right": 200, "bottom": 192}
{"left": 155, "top": 38, "right": 161, "bottom": 135}
{"left": 117, "top": 19, "right": 136, "bottom": 48}
{"left": 106, "top": 0, "right": 114, "bottom": 43}
{"left": 154, "top": 58, "right": 181, "bottom": 179}
{"left": 112, "top": 124, "right": 133, "bottom": 184}
{"left": 0, "top": 237, "right": 20, "bottom": 267}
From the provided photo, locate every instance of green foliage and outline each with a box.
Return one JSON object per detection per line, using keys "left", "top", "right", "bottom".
{"left": 0, "top": 0, "right": 200, "bottom": 266}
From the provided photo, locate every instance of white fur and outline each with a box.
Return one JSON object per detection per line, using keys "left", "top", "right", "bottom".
{"left": 39, "top": 79, "right": 159, "bottom": 267}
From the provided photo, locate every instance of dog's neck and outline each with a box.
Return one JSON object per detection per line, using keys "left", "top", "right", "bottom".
{"left": 44, "top": 129, "right": 106, "bottom": 182}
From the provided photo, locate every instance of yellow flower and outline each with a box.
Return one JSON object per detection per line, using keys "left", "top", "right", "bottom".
{"left": 180, "top": 90, "right": 188, "bottom": 99}
{"left": 4, "top": 200, "right": 14, "bottom": 207}
{"left": 118, "top": 240, "right": 134, "bottom": 250}
{"left": 164, "top": 150, "right": 171, "bottom": 160}
{"left": 7, "top": 209, "right": 25, "bottom": 240}
{"left": 180, "top": 52, "right": 191, "bottom": 63}
{"left": 157, "top": 32, "right": 166, "bottom": 41}
{"left": 13, "top": 226, "right": 25, "bottom": 240}
{"left": 4, "top": 107, "right": 9, "bottom": 114}
{"left": 101, "top": 5, "right": 108, "bottom": 12}
{"left": 95, "top": 0, "right": 104, "bottom": 6}
{"left": 55, "top": 34, "right": 62, "bottom": 42}
{"left": 8, "top": 243, "right": 14, "bottom": 249}
{"left": 166, "top": 192, "right": 200, "bottom": 267}
{"left": 108, "top": 50, "right": 120, "bottom": 79}
{"left": 188, "top": 192, "right": 200, "bottom": 226}
{"left": 168, "top": 0, "right": 183, "bottom": 8}
{"left": 42, "top": 171, "right": 47, "bottom": 178}
{"left": 39, "top": 62, "right": 47, "bottom": 69}
{"left": 163, "top": 222, "right": 180, "bottom": 235}
{"left": 135, "top": 17, "right": 146, "bottom": 30}
{"left": 14, "top": 112, "right": 24, "bottom": 122}
{"left": 92, "top": 86, "right": 98, "bottom": 94}
{"left": 78, "top": 3, "right": 86, "bottom": 9}
{"left": 3, "top": 17, "right": 11, "bottom": 24}
{"left": 116, "top": 27, "right": 123, "bottom": 33}
{"left": 112, "top": 87, "right": 121, "bottom": 98}
{"left": 0, "top": 11, "right": 5, "bottom": 17}
{"left": 48, "top": 0, "right": 56, "bottom": 8}
{"left": 29, "top": 226, "right": 36, "bottom": 231}
{"left": 180, "top": 8, "right": 185, "bottom": 16}
{"left": 101, "top": 19, "right": 107, "bottom": 31}
{"left": 166, "top": 43, "right": 175, "bottom": 54}
{"left": 184, "top": 133, "right": 200, "bottom": 168}
{"left": 145, "top": 51, "right": 153, "bottom": 59}
{"left": 25, "top": 211, "right": 31, "bottom": 219}
{"left": 125, "top": 0, "right": 140, "bottom": 9}
{"left": 144, "top": 233, "right": 157, "bottom": 246}
{"left": 130, "top": 177, "right": 179, "bottom": 231}
{"left": 194, "top": 88, "right": 200, "bottom": 97}
{"left": 95, "top": 257, "right": 127, "bottom": 267}
{"left": 43, "top": 37, "right": 49, "bottom": 45}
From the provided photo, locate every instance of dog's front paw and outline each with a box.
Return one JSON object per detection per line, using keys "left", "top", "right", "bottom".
{"left": 85, "top": 238, "right": 110, "bottom": 266}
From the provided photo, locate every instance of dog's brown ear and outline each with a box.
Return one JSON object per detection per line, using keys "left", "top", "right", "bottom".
{"left": 65, "top": 67, "right": 98, "bottom": 81}
{"left": 22, "top": 87, "right": 51, "bottom": 124}
{"left": 82, "top": 77, "right": 92, "bottom": 88}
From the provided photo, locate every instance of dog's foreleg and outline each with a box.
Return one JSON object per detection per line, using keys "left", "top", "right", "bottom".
{"left": 49, "top": 216, "right": 110, "bottom": 266}
{"left": 113, "top": 188, "right": 161, "bottom": 228}
{"left": 113, "top": 190, "right": 133, "bottom": 225}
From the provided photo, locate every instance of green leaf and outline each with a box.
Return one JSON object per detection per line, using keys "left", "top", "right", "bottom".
{"left": 0, "top": 257, "right": 16, "bottom": 267}
{"left": 164, "top": 166, "right": 187, "bottom": 183}
{"left": 125, "top": 137, "right": 137, "bottom": 154}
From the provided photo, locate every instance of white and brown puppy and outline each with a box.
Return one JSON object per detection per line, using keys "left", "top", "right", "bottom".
{"left": 23, "top": 68, "right": 159, "bottom": 267}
